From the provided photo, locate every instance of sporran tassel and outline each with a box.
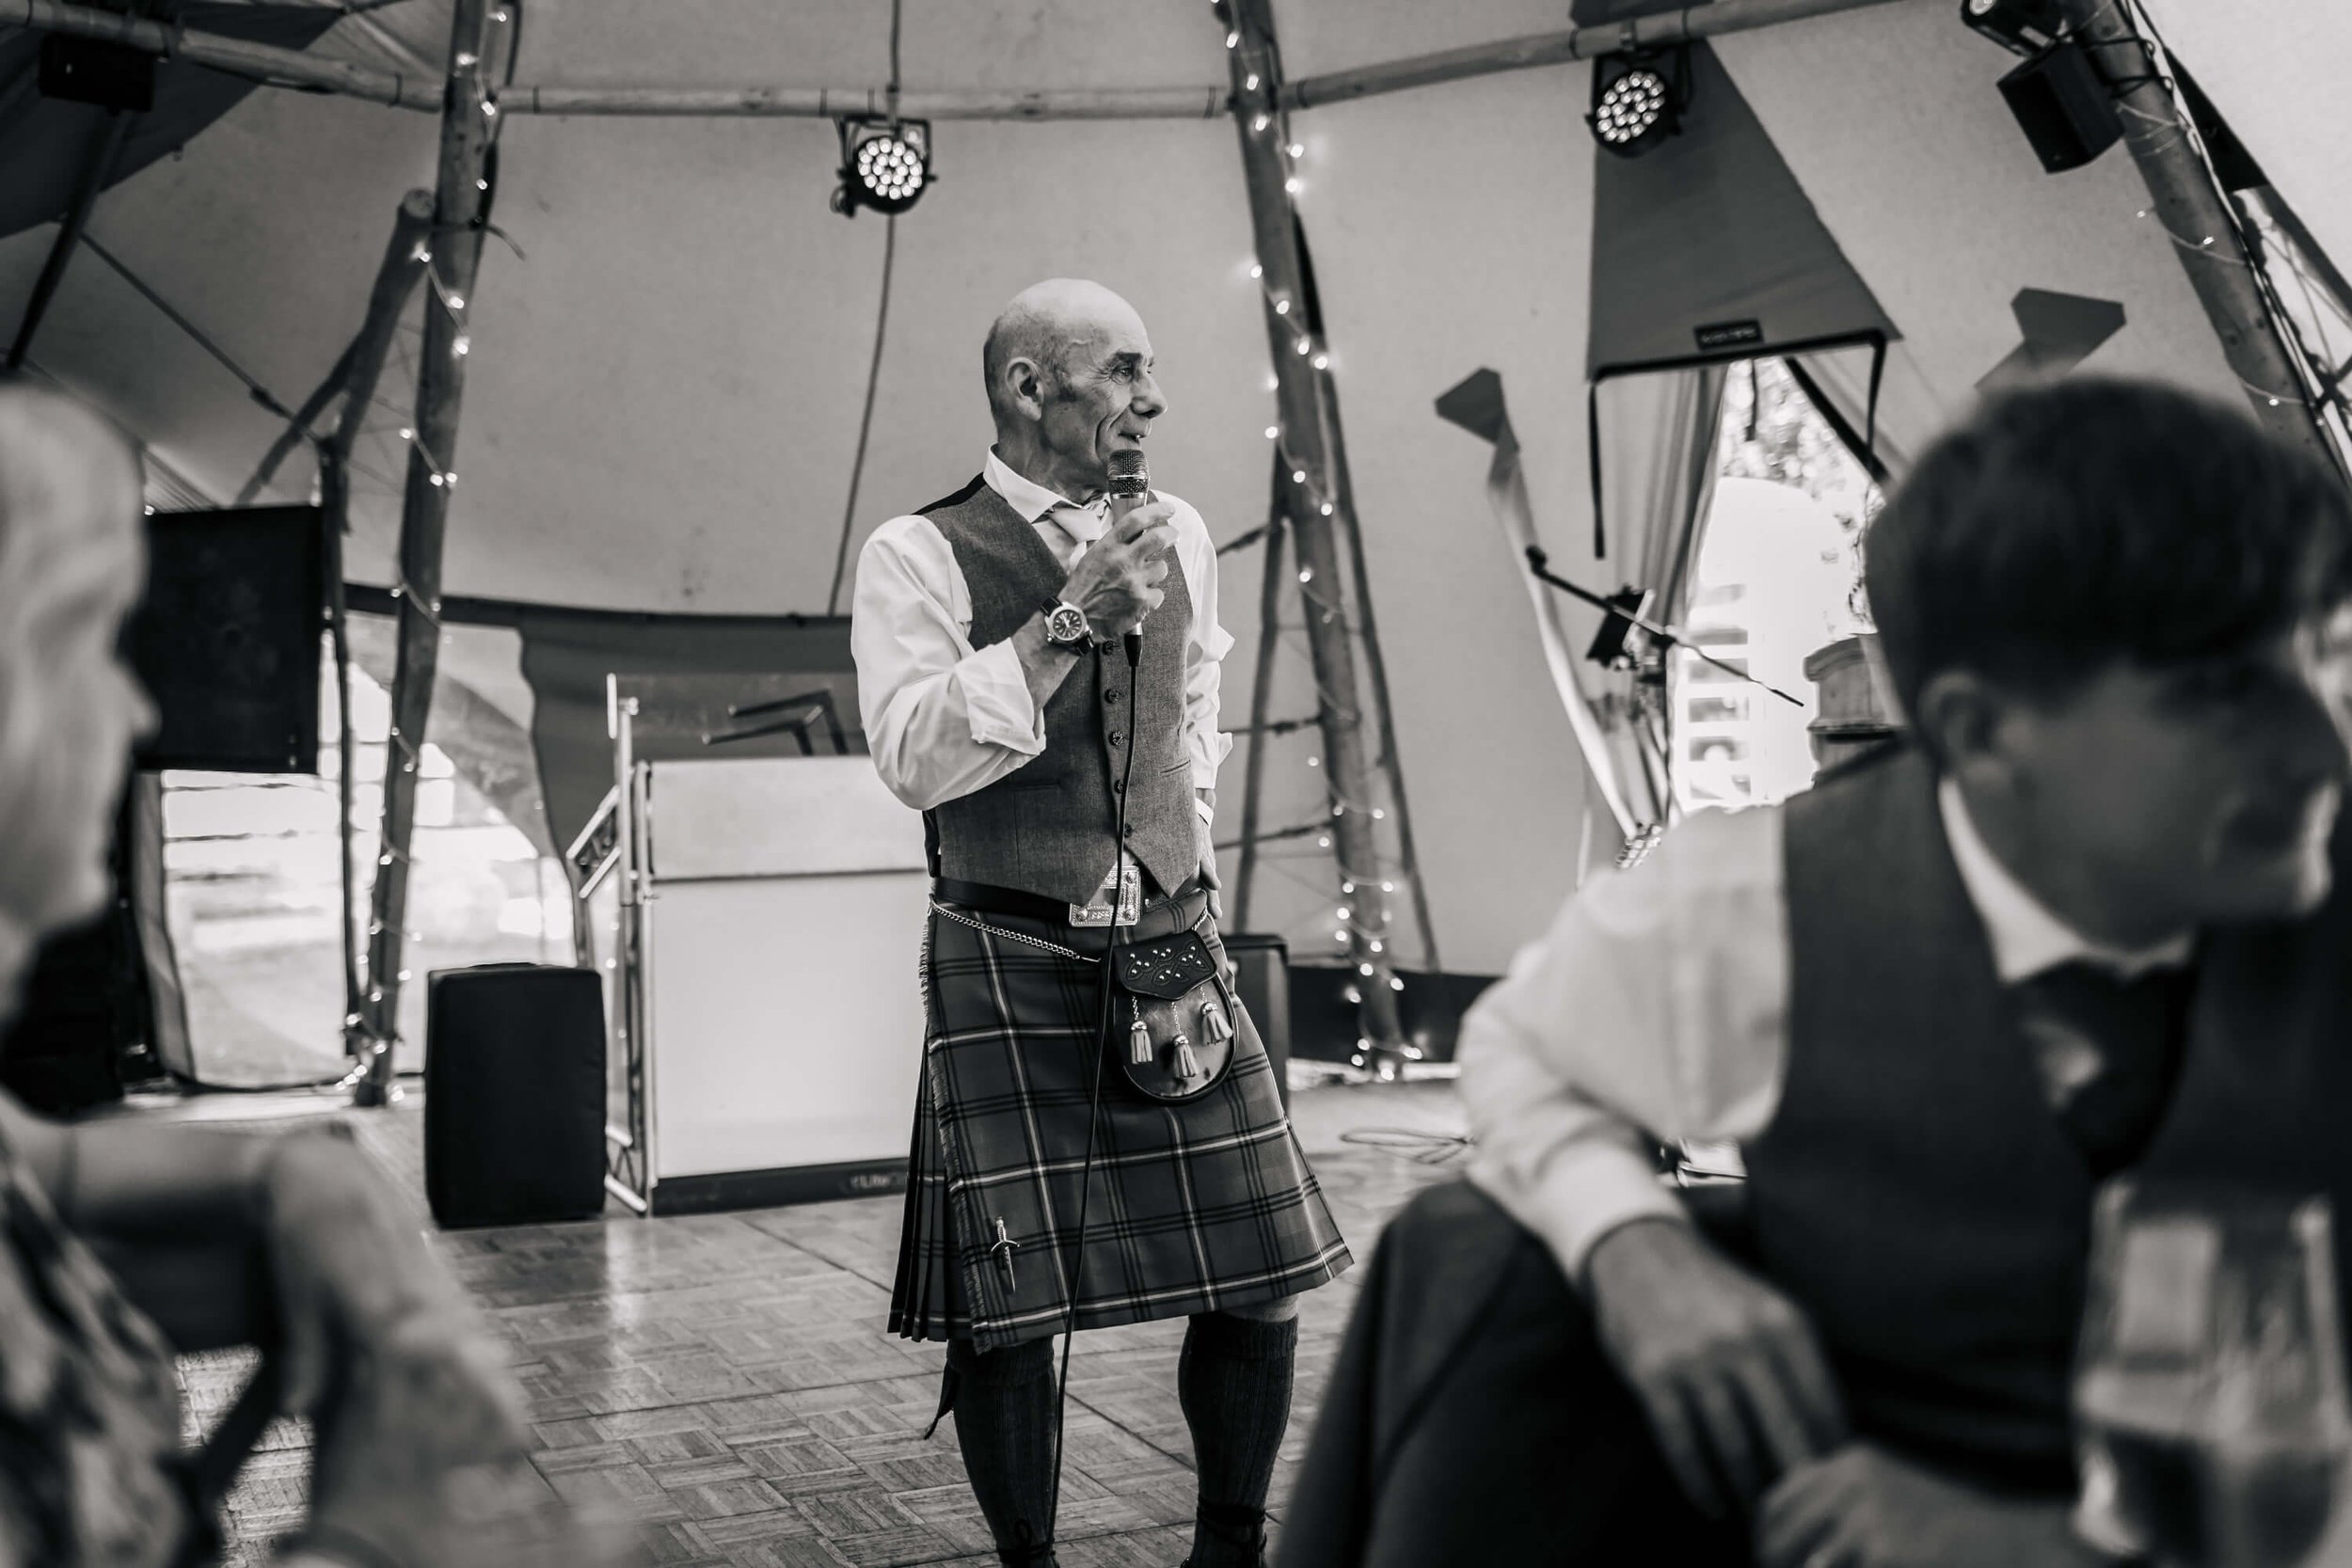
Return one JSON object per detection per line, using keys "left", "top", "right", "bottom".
{"left": 1174, "top": 1033, "right": 1201, "bottom": 1080}
{"left": 1129, "top": 999, "right": 1153, "bottom": 1066}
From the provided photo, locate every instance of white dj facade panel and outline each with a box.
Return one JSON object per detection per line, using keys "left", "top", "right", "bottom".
{"left": 639, "top": 755, "right": 930, "bottom": 1184}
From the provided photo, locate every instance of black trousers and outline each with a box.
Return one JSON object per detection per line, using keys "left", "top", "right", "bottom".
{"left": 1277, "top": 1180, "right": 1748, "bottom": 1568}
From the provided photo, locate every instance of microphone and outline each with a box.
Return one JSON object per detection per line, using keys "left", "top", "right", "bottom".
{"left": 1106, "top": 449, "right": 1152, "bottom": 668}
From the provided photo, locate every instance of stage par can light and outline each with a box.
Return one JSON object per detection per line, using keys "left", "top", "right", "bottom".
{"left": 833, "top": 117, "right": 932, "bottom": 217}
{"left": 1588, "top": 49, "right": 1688, "bottom": 157}
{"left": 1959, "top": 0, "right": 2066, "bottom": 57}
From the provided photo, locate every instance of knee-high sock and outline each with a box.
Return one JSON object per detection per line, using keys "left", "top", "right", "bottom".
{"left": 945, "top": 1337, "right": 1060, "bottom": 1565}
{"left": 1180, "top": 1311, "right": 1298, "bottom": 1565}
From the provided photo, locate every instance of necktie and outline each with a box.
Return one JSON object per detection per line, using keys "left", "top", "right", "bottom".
{"left": 1051, "top": 499, "right": 1110, "bottom": 559}
{"left": 2010, "top": 959, "right": 2196, "bottom": 1179}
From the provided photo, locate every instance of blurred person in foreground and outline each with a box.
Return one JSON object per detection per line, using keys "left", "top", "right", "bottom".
{"left": 1279, "top": 377, "right": 2352, "bottom": 1568}
{"left": 0, "top": 378, "right": 615, "bottom": 1568}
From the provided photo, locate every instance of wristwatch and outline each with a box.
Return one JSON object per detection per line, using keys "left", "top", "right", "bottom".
{"left": 1041, "top": 597, "right": 1093, "bottom": 651}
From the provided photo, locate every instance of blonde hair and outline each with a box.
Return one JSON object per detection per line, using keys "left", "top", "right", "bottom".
{"left": 0, "top": 381, "right": 144, "bottom": 934}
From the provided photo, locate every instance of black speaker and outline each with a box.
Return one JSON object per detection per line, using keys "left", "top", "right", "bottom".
{"left": 129, "top": 507, "right": 324, "bottom": 774}
{"left": 38, "top": 35, "right": 156, "bottom": 112}
{"left": 423, "top": 964, "right": 607, "bottom": 1229}
{"left": 1998, "top": 41, "right": 2123, "bottom": 174}
{"left": 1223, "top": 933, "right": 1291, "bottom": 1111}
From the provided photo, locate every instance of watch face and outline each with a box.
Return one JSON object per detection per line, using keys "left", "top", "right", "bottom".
{"left": 1048, "top": 604, "right": 1089, "bottom": 643}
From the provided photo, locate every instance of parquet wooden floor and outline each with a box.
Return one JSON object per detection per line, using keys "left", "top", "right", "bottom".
{"left": 174, "top": 1083, "right": 1466, "bottom": 1567}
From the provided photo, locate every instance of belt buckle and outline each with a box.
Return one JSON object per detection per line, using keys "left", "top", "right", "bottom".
{"left": 1068, "top": 863, "right": 1142, "bottom": 927}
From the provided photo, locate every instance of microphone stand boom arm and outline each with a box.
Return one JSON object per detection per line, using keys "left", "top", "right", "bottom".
{"left": 1524, "top": 546, "right": 1804, "bottom": 708}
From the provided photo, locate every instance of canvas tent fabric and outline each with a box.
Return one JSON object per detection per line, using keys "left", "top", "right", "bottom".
{"left": 1, "top": 0, "right": 2344, "bottom": 977}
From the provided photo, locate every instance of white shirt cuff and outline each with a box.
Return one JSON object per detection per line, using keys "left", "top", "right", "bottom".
{"left": 1193, "top": 793, "right": 1215, "bottom": 826}
{"left": 955, "top": 637, "right": 1047, "bottom": 755}
{"left": 1483, "top": 1141, "right": 1690, "bottom": 1289}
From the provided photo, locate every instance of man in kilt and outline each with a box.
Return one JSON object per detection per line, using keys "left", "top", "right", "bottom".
{"left": 850, "top": 278, "right": 1351, "bottom": 1568}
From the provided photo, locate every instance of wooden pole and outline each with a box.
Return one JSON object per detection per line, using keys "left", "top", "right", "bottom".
{"left": 7, "top": 109, "right": 135, "bottom": 369}
{"left": 506, "top": 84, "right": 1230, "bottom": 119}
{"left": 5, "top": 8, "right": 1225, "bottom": 119}
{"left": 2059, "top": 0, "right": 2340, "bottom": 468}
{"left": 355, "top": 9, "right": 498, "bottom": 1108}
{"left": 1224, "top": 0, "right": 1408, "bottom": 1071}
{"left": 12, "top": 0, "right": 1904, "bottom": 121}
{"left": 232, "top": 340, "right": 356, "bottom": 507}
{"left": 5, "top": 0, "right": 442, "bottom": 109}
{"left": 1280, "top": 0, "right": 1908, "bottom": 110}
{"left": 1317, "top": 368, "right": 1440, "bottom": 972}
{"left": 1232, "top": 507, "right": 1288, "bottom": 934}
{"left": 313, "top": 191, "right": 435, "bottom": 1070}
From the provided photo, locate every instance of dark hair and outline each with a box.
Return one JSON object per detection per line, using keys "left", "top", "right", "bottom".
{"left": 1864, "top": 376, "right": 2352, "bottom": 725}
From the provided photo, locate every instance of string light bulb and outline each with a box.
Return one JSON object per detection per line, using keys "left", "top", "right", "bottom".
{"left": 1312, "top": 354, "right": 1330, "bottom": 370}
{"left": 1245, "top": 73, "right": 1260, "bottom": 91}
{"left": 1265, "top": 425, "right": 1280, "bottom": 439}
{"left": 1274, "top": 299, "right": 1291, "bottom": 315}
{"left": 1285, "top": 177, "right": 1302, "bottom": 195}
{"left": 1253, "top": 114, "right": 1270, "bottom": 133}
{"left": 453, "top": 336, "right": 471, "bottom": 356}
{"left": 1248, "top": 263, "right": 1263, "bottom": 278}
{"left": 1288, "top": 142, "right": 1304, "bottom": 157}
{"left": 1226, "top": 29, "right": 1239, "bottom": 46}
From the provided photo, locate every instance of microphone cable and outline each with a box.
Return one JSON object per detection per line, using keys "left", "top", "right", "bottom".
{"left": 1045, "top": 628, "right": 1145, "bottom": 1548}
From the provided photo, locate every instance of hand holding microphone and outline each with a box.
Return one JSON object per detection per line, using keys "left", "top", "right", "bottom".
{"left": 1058, "top": 450, "right": 1175, "bottom": 659}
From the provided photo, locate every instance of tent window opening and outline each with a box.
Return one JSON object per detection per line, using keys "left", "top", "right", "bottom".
{"left": 1670, "top": 358, "right": 1878, "bottom": 814}
{"left": 160, "top": 645, "right": 572, "bottom": 1088}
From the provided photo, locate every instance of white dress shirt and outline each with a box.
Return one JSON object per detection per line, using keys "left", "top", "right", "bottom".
{"left": 1459, "top": 779, "right": 2194, "bottom": 1283}
{"left": 851, "top": 449, "right": 1234, "bottom": 821}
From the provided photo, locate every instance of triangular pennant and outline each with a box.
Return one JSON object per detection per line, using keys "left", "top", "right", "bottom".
{"left": 1586, "top": 38, "right": 1899, "bottom": 375}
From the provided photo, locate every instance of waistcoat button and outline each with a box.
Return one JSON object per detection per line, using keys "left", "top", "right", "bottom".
{"left": 1108, "top": 730, "right": 1125, "bottom": 747}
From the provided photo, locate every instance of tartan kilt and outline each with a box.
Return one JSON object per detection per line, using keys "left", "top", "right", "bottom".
{"left": 888, "top": 887, "right": 1351, "bottom": 1351}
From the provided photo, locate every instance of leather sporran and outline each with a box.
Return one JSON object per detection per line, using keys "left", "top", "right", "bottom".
{"left": 1108, "top": 928, "right": 1239, "bottom": 1102}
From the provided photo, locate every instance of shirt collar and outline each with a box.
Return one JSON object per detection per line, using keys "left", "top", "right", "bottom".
{"left": 1937, "top": 779, "right": 2195, "bottom": 984}
{"left": 983, "top": 448, "right": 1104, "bottom": 526}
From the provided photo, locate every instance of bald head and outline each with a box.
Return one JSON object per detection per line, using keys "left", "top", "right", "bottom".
{"left": 983, "top": 279, "right": 1147, "bottom": 427}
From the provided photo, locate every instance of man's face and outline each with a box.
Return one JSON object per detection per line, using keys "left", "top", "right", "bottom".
{"left": 1035, "top": 306, "right": 1165, "bottom": 492}
{"left": 1995, "top": 610, "right": 2352, "bottom": 929}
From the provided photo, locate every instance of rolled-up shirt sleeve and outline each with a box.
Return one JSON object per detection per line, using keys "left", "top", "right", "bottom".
{"left": 1458, "top": 803, "right": 1791, "bottom": 1283}
{"left": 851, "top": 514, "right": 1050, "bottom": 812}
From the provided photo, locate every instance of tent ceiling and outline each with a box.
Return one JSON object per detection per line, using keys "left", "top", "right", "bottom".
{"left": 0, "top": 0, "right": 2340, "bottom": 972}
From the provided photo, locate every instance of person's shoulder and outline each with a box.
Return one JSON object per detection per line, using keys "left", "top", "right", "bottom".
{"left": 1630, "top": 801, "right": 1784, "bottom": 893}
{"left": 861, "top": 510, "right": 948, "bottom": 558}
{"left": 1155, "top": 489, "right": 1211, "bottom": 541}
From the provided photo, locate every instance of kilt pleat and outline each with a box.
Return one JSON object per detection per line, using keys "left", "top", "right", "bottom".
{"left": 887, "top": 893, "right": 1351, "bottom": 1350}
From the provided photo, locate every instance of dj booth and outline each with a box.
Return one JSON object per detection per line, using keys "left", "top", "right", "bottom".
{"left": 572, "top": 673, "right": 926, "bottom": 1215}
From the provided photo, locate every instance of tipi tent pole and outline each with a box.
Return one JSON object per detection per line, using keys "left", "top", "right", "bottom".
{"left": 318, "top": 191, "right": 434, "bottom": 1074}
{"left": 6, "top": 110, "right": 134, "bottom": 369}
{"left": 2061, "top": 0, "right": 2342, "bottom": 469}
{"left": 1279, "top": 0, "right": 1906, "bottom": 111}
{"left": 1318, "top": 370, "right": 1440, "bottom": 972}
{"left": 1232, "top": 509, "right": 1288, "bottom": 934}
{"left": 355, "top": 8, "right": 499, "bottom": 1107}
{"left": 1223, "top": 0, "right": 1410, "bottom": 1070}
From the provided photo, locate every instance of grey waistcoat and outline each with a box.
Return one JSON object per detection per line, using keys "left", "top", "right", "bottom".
{"left": 921, "top": 475, "right": 1198, "bottom": 906}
